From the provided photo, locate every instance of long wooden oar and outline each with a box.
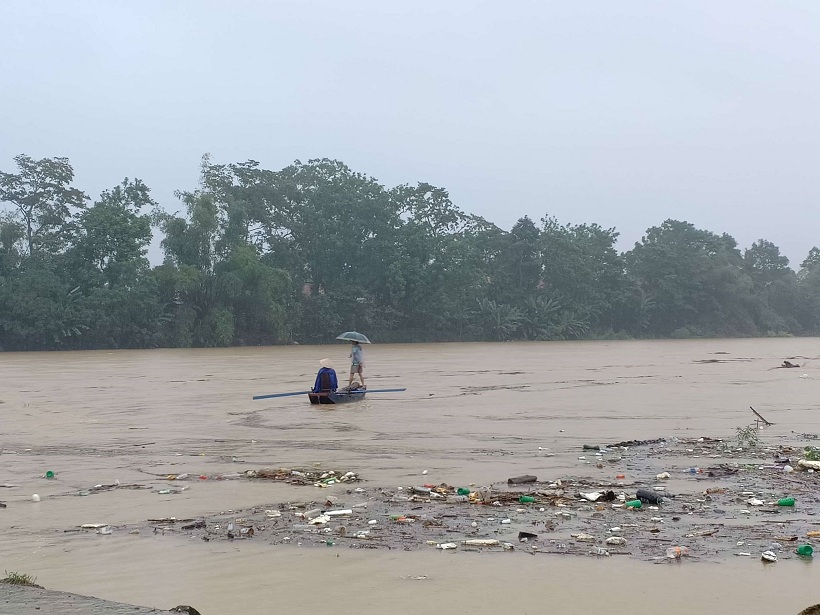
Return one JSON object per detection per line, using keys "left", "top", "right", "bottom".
{"left": 252, "top": 390, "right": 311, "bottom": 400}
{"left": 252, "top": 388, "right": 407, "bottom": 401}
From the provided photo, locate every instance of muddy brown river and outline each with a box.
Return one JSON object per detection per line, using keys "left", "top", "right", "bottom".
{"left": 2, "top": 340, "right": 819, "bottom": 614}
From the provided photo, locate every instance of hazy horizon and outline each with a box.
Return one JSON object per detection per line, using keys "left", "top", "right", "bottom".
{"left": 2, "top": 1, "right": 819, "bottom": 265}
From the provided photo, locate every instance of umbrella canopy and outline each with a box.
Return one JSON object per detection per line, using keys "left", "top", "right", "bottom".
{"left": 335, "top": 331, "right": 371, "bottom": 344}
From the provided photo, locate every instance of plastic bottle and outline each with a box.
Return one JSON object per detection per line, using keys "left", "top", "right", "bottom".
{"left": 519, "top": 495, "right": 535, "bottom": 503}
{"left": 684, "top": 467, "right": 701, "bottom": 474}
{"left": 456, "top": 487, "right": 471, "bottom": 496}
{"left": 447, "top": 495, "right": 469, "bottom": 503}
{"left": 636, "top": 488, "right": 663, "bottom": 505}
{"left": 666, "top": 546, "right": 689, "bottom": 559}
{"left": 45, "top": 471, "right": 55, "bottom": 479}
{"left": 777, "top": 497, "right": 795, "bottom": 506}
{"left": 625, "top": 499, "right": 642, "bottom": 508}
{"left": 797, "top": 544, "right": 814, "bottom": 557}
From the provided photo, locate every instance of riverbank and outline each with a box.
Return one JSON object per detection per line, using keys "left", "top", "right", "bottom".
{"left": 0, "top": 583, "right": 179, "bottom": 615}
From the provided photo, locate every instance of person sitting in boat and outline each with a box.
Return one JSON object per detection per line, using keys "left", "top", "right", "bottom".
{"left": 312, "top": 358, "right": 338, "bottom": 393}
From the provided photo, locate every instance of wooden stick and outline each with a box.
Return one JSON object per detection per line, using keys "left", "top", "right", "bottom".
{"left": 750, "top": 406, "right": 774, "bottom": 426}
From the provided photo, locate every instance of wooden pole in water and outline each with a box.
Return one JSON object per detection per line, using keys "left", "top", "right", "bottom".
{"left": 750, "top": 406, "right": 774, "bottom": 426}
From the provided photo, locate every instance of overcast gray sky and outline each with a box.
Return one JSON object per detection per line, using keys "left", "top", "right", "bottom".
{"left": 2, "top": 1, "right": 819, "bottom": 265}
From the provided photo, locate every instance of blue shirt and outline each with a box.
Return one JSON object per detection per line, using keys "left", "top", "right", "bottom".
{"left": 313, "top": 367, "right": 338, "bottom": 392}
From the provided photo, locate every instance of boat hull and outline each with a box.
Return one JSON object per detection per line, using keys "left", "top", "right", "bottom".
{"left": 308, "top": 390, "right": 366, "bottom": 405}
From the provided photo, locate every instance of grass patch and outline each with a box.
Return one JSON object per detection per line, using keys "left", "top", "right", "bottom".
{"left": 1, "top": 571, "right": 41, "bottom": 587}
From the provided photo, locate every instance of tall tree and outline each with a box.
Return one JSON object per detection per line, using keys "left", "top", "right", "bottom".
{"left": 154, "top": 161, "right": 291, "bottom": 347}
{"left": 0, "top": 154, "right": 87, "bottom": 256}
{"left": 72, "top": 178, "right": 154, "bottom": 286}
{"left": 491, "top": 216, "right": 542, "bottom": 304}
{"left": 625, "top": 220, "right": 757, "bottom": 336}
{"left": 540, "top": 216, "right": 625, "bottom": 330}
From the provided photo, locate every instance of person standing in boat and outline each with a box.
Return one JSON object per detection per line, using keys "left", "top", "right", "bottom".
{"left": 348, "top": 341, "right": 365, "bottom": 388}
{"left": 313, "top": 358, "right": 338, "bottom": 393}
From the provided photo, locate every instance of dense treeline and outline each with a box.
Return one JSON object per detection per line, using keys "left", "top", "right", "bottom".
{"left": 1, "top": 154, "right": 819, "bottom": 350}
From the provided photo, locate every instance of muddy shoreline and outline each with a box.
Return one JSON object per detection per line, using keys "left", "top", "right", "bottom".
{"left": 0, "top": 583, "right": 176, "bottom": 615}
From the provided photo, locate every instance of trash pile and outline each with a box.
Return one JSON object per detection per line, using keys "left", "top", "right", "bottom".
{"left": 105, "top": 433, "right": 820, "bottom": 564}
{"left": 162, "top": 468, "right": 361, "bottom": 487}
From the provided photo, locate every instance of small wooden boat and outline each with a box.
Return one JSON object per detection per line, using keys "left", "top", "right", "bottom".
{"left": 308, "top": 389, "right": 366, "bottom": 405}
{"left": 253, "top": 386, "right": 402, "bottom": 403}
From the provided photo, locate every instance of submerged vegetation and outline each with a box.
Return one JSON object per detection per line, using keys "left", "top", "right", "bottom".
{"left": 2, "top": 153, "right": 820, "bottom": 350}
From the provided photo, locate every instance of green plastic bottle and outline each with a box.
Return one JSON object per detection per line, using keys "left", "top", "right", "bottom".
{"left": 797, "top": 544, "right": 814, "bottom": 557}
{"left": 625, "top": 499, "right": 642, "bottom": 508}
{"left": 456, "top": 487, "right": 471, "bottom": 496}
{"left": 777, "top": 497, "right": 795, "bottom": 506}
{"left": 519, "top": 495, "right": 534, "bottom": 503}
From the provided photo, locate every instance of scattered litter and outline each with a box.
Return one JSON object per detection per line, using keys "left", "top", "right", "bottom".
{"left": 636, "top": 488, "right": 664, "bottom": 505}
{"left": 507, "top": 475, "right": 537, "bottom": 485}
{"left": 462, "top": 539, "right": 500, "bottom": 547}
{"left": 43, "top": 425, "right": 820, "bottom": 564}
{"left": 666, "top": 546, "right": 690, "bottom": 559}
{"left": 797, "top": 545, "right": 814, "bottom": 557}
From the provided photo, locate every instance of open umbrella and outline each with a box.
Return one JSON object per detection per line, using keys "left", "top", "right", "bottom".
{"left": 335, "top": 331, "right": 371, "bottom": 344}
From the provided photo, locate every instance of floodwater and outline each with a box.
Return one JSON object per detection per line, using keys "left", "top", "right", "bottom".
{"left": 1, "top": 339, "right": 819, "bottom": 614}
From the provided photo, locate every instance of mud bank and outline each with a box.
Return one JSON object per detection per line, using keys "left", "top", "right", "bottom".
{"left": 0, "top": 583, "right": 179, "bottom": 615}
